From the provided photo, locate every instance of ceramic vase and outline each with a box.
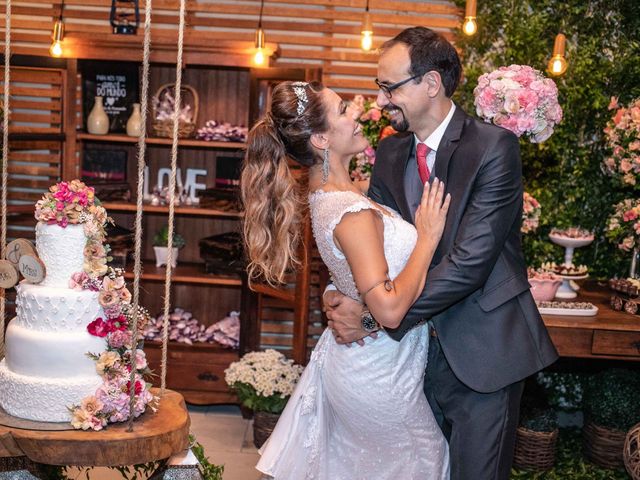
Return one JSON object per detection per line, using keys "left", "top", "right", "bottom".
{"left": 87, "top": 96, "right": 109, "bottom": 135}
{"left": 153, "top": 246, "right": 179, "bottom": 268}
{"left": 126, "top": 102, "right": 143, "bottom": 137}
{"left": 631, "top": 247, "right": 639, "bottom": 279}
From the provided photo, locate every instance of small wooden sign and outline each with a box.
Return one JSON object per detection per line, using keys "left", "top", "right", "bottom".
{"left": 18, "top": 255, "right": 46, "bottom": 284}
{"left": 5, "top": 239, "right": 37, "bottom": 271}
{"left": 0, "top": 260, "right": 19, "bottom": 289}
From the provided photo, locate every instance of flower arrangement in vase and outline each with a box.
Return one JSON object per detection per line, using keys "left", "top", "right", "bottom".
{"left": 348, "top": 95, "right": 397, "bottom": 184}
{"left": 606, "top": 198, "right": 640, "bottom": 277}
{"left": 603, "top": 96, "right": 640, "bottom": 189}
{"left": 224, "top": 349, "right": 303, "bottom": 447}
{"left": 152, "top": 225, "right": 186, "bottom": 268}
{"left": 473, "top": 65, "right": 563, "bottom": 143}
{"left": 522, "top": 192, "right": 541, "bottom": 234}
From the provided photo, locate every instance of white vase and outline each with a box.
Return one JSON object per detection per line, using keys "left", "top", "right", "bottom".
{"left": 153, "top": 246, "right": 179, "bottom": 268}
{"left": 126, "top": 102, "right": 142, "bottom": 137}
{"left": 87, "top": 96, "right": 109, "bottom": 135}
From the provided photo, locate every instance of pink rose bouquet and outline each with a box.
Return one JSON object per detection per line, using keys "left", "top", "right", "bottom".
{"left": 606, "top": 198, "right": 640, "bottom": 252}
{"left": 603, "top": 97, "right": 640, "bottom": 188}
{"left": 474, "top": 65, "right": 563, "bottom": 143}
{"left": 349, "top": 95, "right": 396, "bottom": 181}
{"left": 522, "top": 192, "right": 541, "bottom": 234}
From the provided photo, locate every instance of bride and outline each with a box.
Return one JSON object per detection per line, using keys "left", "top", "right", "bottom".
{"left": 240, "top": 80, "right": 451, "bottom": 479}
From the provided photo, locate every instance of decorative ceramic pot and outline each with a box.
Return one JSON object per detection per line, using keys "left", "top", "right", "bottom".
{"left": 126, "top": 102, "right": 143, "bottom": 137}
{"left": 153, "top": 246, "right": 179, "bottom": 268}
{"left": 87, "top": 96, "right": 109, "bottom": 135}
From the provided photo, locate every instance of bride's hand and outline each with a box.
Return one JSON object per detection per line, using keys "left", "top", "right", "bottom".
{"left": 414, "top": 178, "right": 451, "bottom": 246}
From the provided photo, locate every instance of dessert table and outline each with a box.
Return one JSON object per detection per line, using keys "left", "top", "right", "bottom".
{"left": 543, "top": 281, "right": 640, "bottom": 361}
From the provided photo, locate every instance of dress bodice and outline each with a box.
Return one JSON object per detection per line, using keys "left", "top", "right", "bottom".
{"left": 308, "top": 190, "right": 418, "bottom": 301}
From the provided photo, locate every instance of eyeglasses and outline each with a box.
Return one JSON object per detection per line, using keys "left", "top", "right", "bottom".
{"left": 375, "top": 73, "right": 423, "bottom": 99}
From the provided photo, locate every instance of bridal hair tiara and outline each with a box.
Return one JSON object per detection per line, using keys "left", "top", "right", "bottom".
{"left": 292, "top": 81, "right": 309, "bottom": 115}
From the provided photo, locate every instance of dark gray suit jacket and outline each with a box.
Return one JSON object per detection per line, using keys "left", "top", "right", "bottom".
{"left": 369, "top": 106, "right": 558, "bottom": 393}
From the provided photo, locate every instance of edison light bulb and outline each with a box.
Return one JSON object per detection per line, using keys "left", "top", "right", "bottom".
{"left": 463, "top": 17, "right": 477, "bottom": 36}
{"left": 254, "top": 49, "right": 265, "bottom": 66}
{"left": 50, "top": 41, "right": 63, "bottom": 57}
{"left": 50, "top": 41, "right": 63, "bottom": 58}
{"left": 361, "top": 31, "right": 373, "bottom": 51}
{"left": 548, "top": 55, "right": 568, "bottom": 76}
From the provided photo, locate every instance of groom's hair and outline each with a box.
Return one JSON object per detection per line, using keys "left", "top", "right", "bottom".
{"left": 381, "top": 27, "right": 462, "bottom": 98}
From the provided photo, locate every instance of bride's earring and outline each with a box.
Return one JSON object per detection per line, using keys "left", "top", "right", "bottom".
{"left": 322, "top": 148, "right": 330, "bottom": 184}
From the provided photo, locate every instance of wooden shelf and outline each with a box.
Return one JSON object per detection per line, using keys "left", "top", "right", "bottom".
{"left": 102, "top": 201, "right": 243, "bottom": 218}
{"left": 124, "top": 261, "right": 241, "bottom": 286}
{"left": 77, "top": 132, "right": 245, "bottom": 150}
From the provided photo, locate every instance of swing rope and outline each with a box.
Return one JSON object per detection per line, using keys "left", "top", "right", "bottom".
{"left": 160, "top": 0, "right": 187, "bottom": 395}
{"left": 0, "top": 0, "right": 11, "bottom": 361}
{"left": 127, "top": 0, "right": 153, "bottom": 432}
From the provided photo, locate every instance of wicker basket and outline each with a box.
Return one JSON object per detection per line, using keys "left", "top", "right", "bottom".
{"left": 253, "top": 411, "right": 280, "bottom": 449}
{"left": 583, "top": 419, "right": 627, "bottom": 469}
{"left": 513, "top": 427, "right": 558, "bottom": 471}
{"left": 624, "top": 422, "right": 640, "bottom": 480}
{"left": 152, "top": 83, "right": 198, "bottom": 138}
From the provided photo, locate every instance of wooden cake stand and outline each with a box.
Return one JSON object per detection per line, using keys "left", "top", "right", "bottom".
{"left": 0, "top": 389, "right": 189, "bottom": 467}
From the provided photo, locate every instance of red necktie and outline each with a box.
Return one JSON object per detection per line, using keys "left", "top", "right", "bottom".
{"left": 416, "top": 143, "right": 431, "bottom": 184}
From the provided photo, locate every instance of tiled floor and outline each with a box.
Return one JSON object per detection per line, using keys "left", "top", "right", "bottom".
{"left": 68, "top": 404, "right": 261, "bottom": 480}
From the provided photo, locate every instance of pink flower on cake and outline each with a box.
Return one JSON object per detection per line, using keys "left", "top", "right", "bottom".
{"left": 102, "top": 276, "right": 125, "bottom": 291}
{"left": 81, "top": 395, "right": 103, "bottom": 416}
{"left": 118, "top": 287, "right": 132, "bottom": 303}
{"left": 87, "top": 318, "right": 110, "bottom": 337}
{"left": 108, "top": 329, "right": 133, "bottom": 349}
{"left": 96, "top": 351, "right": 120, "bottom": 375}
{"left": 99, "top": 290, "right": 119, "bottom": 309}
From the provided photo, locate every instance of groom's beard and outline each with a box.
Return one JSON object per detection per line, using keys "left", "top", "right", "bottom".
{"left": 383, "top": 103, "right": 410, "bottom": 132}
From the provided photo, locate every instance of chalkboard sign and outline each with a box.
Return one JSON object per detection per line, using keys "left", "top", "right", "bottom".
{"left": 82, "top": 60, "right": 139, "bottom": 133}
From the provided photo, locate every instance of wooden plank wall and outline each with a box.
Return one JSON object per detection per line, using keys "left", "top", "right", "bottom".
{"left": 0, "top": 0, "right": 461, "bottom": 95}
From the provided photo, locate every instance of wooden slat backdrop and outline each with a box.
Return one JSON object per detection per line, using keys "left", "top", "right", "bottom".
{"left": 0, "top": 0, "right": 461, "bottom": 95}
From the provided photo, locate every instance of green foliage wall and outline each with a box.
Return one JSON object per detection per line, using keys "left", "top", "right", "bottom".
{"left": 452, "top": 0, "right": 640, "bottom": 278}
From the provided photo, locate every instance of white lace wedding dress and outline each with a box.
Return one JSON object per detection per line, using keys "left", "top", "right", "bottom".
{"left": 256, "top": 190, "right": 450, "bottom": 480}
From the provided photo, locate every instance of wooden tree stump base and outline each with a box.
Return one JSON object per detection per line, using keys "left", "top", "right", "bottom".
{"left": 0, "top": 389, "right": 189, "bottom": 467}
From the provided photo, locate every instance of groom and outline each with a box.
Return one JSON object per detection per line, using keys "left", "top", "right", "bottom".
{"left": 325, "top": 27, "right": 559, "bottom": 479}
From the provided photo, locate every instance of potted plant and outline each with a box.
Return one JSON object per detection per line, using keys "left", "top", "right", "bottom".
{"left": 582, "top": 368, "right": 640, "bottom": 469}
{"left": 224, "top": 349, "right": 304, "bottom": 448}
{"left": 152, "top": 225, "right": 186, "bottom": 268}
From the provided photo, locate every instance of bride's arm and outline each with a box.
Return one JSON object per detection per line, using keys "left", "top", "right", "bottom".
{"left": 334, "top": 181, "right": 449, "bottom": 329}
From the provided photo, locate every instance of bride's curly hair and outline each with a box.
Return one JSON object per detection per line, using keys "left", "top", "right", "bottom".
{"left": 241, "top": 81, "right": 327, "bottom": 286}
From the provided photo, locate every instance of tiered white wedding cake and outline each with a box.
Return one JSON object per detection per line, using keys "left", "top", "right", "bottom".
{"left": 0, "top": 180, "right": 154, "bottom": 429}
{"left": 0, "top": 222, "right": 105, "bottom": 422}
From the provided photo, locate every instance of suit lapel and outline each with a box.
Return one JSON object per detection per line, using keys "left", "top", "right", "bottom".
{"left": 433, "top": 105, "right": 466, "bottom": 185}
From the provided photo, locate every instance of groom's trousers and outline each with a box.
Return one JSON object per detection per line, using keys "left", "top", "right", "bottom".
{"left": 424, "top": 324, "right": 524, "bottom": 480}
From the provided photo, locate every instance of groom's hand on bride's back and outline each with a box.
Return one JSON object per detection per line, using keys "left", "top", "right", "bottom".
{"left": 323, "top": 290, "right": 377, "bottom": 346}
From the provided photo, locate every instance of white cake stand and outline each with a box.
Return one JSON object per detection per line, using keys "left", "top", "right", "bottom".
{"left": 548, "top": 233, "right": 594, "bottom": 299}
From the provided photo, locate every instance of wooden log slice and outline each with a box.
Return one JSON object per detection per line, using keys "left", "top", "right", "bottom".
{"left": 0, "top": 389, "right": 189, "bottom": 466}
